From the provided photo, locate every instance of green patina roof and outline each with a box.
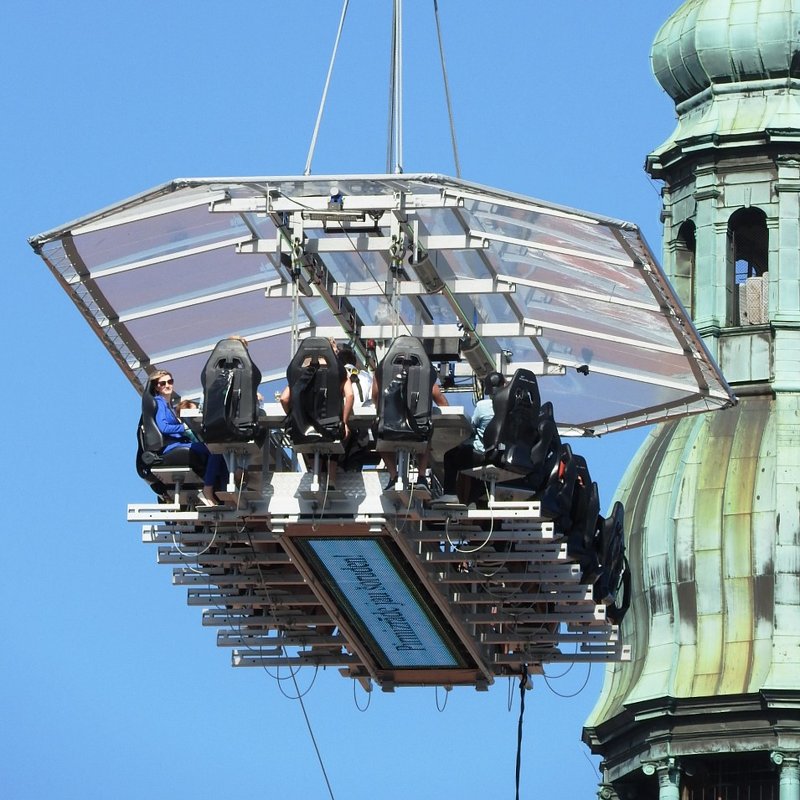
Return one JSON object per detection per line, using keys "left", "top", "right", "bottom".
{"left": 652, "top": 0, "right": 800, "bottom": 105}
{"left": 649, "top": 0, "right": 800, "bottom": 172}
{"left": 584, "top": 394, "right": 800, "bottom": 739}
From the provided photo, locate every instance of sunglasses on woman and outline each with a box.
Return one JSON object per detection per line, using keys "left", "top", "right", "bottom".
{"left": 157, "top": 378, "right": 174, "bottom": 387}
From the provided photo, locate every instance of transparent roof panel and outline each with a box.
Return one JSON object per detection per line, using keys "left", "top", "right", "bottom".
{"left": 30, "top": 173, "right": 735, "bottom": 434}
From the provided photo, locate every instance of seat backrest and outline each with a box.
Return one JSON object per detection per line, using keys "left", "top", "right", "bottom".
{"left": 375, "top": 335, "right": 435, "bottom": 442}
{"left": 285, "top": 337, "right": 344, "bottom": 445}
{"left": 539, "top": 443, "right": 579, "bottom": 529}
{"left": 483, "top": 368, "right": 542, "bottom": 473}
{"left": 569, "top": 453, "right": 597, "bottom": 534}
{"left": 136, "top": 391, "right": 169, "bottom": 494}
{"left": 594, "top": 501, "right": 630, "bottom": 623}
{"left": 525, "top": 401, "right": 562, "bottom": 491}
{"left": 202, "top": 338, "right": 262, "bottom": 443}
{"left": 140, "top": 390, "right": 165, "bottom": 456}
{"left": 135, "top": 422, "right": 169, "bottom": 496}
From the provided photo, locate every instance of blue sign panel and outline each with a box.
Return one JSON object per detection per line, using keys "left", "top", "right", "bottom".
{"left": 306, "top": 538, "right": 460, "bottom": 668}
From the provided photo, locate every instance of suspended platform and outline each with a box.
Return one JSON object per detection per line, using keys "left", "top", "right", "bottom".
{"left": 129, "top": 464, "right": 626, "bottom": 691}
{"left": 31, "top": 172, "right": 735, "bottom": 692}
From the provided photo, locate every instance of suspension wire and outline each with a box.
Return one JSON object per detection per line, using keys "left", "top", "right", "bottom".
{"left": 432, "top": 0, "right": 461, "bottom": 177}
{"left": 305, "top": 0, "right": 350, "bottom": 176}
{"left": 304, "top": 0, "right": 458, "bottom": 178}
{"left": 289, "top": 668, "right": 337, "bottom": 800}
{"left": 237, "top": 524, "right": 336, "bottom": 799}
{"left": 515, "top": 664, "right": 529, "bottom": 800}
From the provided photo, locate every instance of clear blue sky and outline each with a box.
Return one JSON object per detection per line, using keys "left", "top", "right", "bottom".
{"left": 3, "top": 2, "right": 680, "bottom": 798}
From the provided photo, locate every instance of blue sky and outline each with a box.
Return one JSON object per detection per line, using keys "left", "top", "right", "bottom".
{"left": 3, "top": 2, "right": 680, "bottom": 798}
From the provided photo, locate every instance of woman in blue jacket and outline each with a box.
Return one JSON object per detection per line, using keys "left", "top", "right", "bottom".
{"left": 149, "top": 370, "right": 227, "bottom": 506}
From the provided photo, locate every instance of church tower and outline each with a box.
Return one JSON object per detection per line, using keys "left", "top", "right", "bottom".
{"left": 583, "top": 2, "right": 800, "bottom": 798}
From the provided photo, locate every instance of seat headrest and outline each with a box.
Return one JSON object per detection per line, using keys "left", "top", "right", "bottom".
{"left": 483, "top": 371, "right": 505, "bottom": 396}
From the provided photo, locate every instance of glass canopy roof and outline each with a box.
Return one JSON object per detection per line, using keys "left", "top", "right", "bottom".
{"left": 30, "top": 173, "right": 734, "bottom": 435}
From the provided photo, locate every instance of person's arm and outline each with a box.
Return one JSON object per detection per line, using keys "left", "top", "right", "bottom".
{"left": 432, "top": 382, "right": 449, "bottom": 407}
{"left": 342, "top": 379, "right": 354, "bottom": 426}
{"left": 470, "top": 404, "right": 482, "bottom": 433}
{"left": 279, "top": 386, "right": 291, "bottom": 413}
{"left": 154, "top": 397, "right": 186, "bottom": 437}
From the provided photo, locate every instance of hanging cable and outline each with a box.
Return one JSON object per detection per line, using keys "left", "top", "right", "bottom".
{"left": 515, "top": 664, "right": 529, "bottom": 800}
{"left": 353, "top": 678, "right": 372, "bottom": 712}
{"left": 276, "top": 663, "right": 320, "bottom": 700}
{"left": 305, "top": 0, "right": 350, "bottom": 175}
{"left": 433, "top": 0, "right": 461, "bottom": 177}
{"left": 289, "top": 668, "right": 337, "bottom": 800}
{"left": 435, "top": 685, "right": 449, "bottom": 712}
{"left": 237, "top": 526, "right": 336, "bottom": 800}
{"left": 543, "top": 662, "right": 593, "bottom": 698}
{"left": 304, "top": 0, "right": 458, "bottom": 176}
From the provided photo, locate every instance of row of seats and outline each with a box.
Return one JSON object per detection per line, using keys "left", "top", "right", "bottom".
{"left": 136, "top": 334, "right": 435, "bottom": 488}
{"left": 479, "top": 367, "right": 630, "bottom": 623}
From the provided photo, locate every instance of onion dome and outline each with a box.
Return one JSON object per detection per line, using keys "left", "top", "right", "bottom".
{"left": 585, "top": 395, "right": 799, "bottom": 739}
{"left": 651, "top": 0, "right": 800, "bottom": 106}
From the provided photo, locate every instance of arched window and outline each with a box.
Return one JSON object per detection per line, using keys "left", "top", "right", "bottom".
{"left": 728, "top": 207, "right": 768, "bottom": 325}
{"left": 675, "top": 220, "right": 696, "bottom": 313}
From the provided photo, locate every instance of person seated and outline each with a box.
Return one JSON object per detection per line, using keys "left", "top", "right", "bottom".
{"left": 371, "top": 344, "right": 448, "bottom": 492}
{"left": 438, "top": 371, "right": 506, "bottom": 505}
{"left": 176, "top": 398, "right": 199, "bottom": 417}
{"left": 333, "top": 342, "right": 378, "bottom": 471}
{"left": 335, "top": 342, "right": 373, "bottom": 410}
{"left": 279, "top": 340, "right": 354, "bottom": 490}
{"left": 149, "top": 370, "right": 228, "bottom": 506}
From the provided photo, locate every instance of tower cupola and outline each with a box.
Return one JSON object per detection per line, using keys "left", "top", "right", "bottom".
{"left": 584, "top": 2, "right": 800, "bottom": 797}
{"left": 652, "top": 0, "right": 800, "bottom": 105}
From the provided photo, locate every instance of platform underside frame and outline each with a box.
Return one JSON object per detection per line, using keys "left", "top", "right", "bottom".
{"left": 130, "top": 470, "right": 628, "bottom": 691}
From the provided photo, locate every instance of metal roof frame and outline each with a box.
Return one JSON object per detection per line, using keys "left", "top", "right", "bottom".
{"left": 30, "top": 172, "right": 735, "bottom": 434}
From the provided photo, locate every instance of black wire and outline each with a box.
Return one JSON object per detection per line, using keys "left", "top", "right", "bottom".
{"left": 289, "top": 668, "right": 337, "bottom": 800}
{"left": 515, "top": 664, "right": 529, "bottom": 800}
{"left": 542, "top": 662, "right": 592, "bottom": 698}
{"left": 353, "top": 678, "right": 371, "bottom": 712}
{"left": 239, "top": 525, "right": 335, "bottom": 798}
{"left": 276, "top": 663, "right": 319, "bottom": 699}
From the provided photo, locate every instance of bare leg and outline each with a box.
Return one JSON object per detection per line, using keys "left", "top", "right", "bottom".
{"left": 381, "top": 451, "right": 398, "bottom": 480}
